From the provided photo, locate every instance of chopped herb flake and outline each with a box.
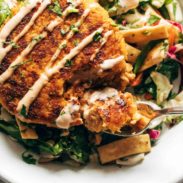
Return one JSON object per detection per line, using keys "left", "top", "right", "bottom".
{"left": 148, "top": 15, "right": 161, "bottom": 25}
{"left": 65, "top": 59, "right": 72, "bottom": 67}
{"left": 3, "top": 40, "right": 19, "bottom": 48}
{"left": 67, "top": 8, "right": 79, "bottom": 14}
{"left": 49, "top": 0, "right": 62, "bottom": 16}
{"left": 20, "top": 105, "right": 27, "bottom": 118}
{"left": 73, "top": 39, "right": 79, "bottom": 46}
{"left": 93, "top": 32, "right": 102, "bottom": 42}
{"left": 70, "top": 25, "right": 79, "bottom": 33}
{"left": 11, "top": 59, "right": 33, "bottom": 69}
{"left": 32, "top": 35, "right": 44, "bottom": 42}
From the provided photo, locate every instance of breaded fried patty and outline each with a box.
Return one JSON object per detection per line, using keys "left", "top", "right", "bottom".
{"left": 0, "top": 0, "right": 135, "bottom": 132}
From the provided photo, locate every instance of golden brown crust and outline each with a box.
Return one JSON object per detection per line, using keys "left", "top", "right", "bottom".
{"left": 0, "top": 0, "right": 133, "bottom": 130}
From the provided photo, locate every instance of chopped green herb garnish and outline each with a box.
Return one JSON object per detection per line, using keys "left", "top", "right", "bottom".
{"left": 60, "top": 29, "right": 67, "bottom": 35}
{"left": 11, "top": 59, "right": 33, "bottom": 69}
{"left": 65, "top": 59, "right": 72, "bottom": 67}
{"left": 20, "top": 105, "right": 27, "bottom": 118}
{"left": 67, "top": 8, "right": 79, "bottom": 14}
{"left": 60, "top": 111, "right": 66, "bottom": 115}
{"left": 93, "top": 32, "right": 102, "bottom": 42}
{"left": 3, "top": 40, "right": 19, "bottom": 48}
{"left": 49, "top": 0, "right": 62, "bottom": 16}
{"left": 148, "top": 15, "right": 161, "bottom": 25}
{"left": 73, "top": 39, "right": 79, "bottom": 46}
{"left": 59, "top": 43, "right": 67, "bottom": 49}
{"left": 178, "top": 32, "right": 183, "bottom": 43}
{"left": 32, "top": 35, "right": 43, "bottom": 42}
{"left": 70, "top": 25, "right": 79, "bottom": 33}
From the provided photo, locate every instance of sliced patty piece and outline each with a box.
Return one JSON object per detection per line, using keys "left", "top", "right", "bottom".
{"left": 0, "top": 0, "right": 134, "bottom": 130}
{"left": 83, "top": 87, "right": 138, "bottom": 133}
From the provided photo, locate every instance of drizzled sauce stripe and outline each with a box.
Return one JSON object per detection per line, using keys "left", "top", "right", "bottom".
{"left": 100, "top": 55, "right": 125, "bottom": 70}
{"left": 48, "top": 8, "right": 90, "bottom": 67}
{"left": 17, "top": 27, "right": 104, "bottom": 113}
{"left": 0, "top": 0, "right": 51, "bottom": 63}
{"left": 0, "top": 0, "right": 82, "bottom": 63}
{"left": 0, "top": 0, "right": 40, "bottom": 48}
{"left": 16, "top": 7, "right": 91, "bottom": 113}
{"left": 0, "top": 1, "right": 83, "bottom": 84}
{"left": 0, "top": 32, "right": 47, "bottom": 84}
{"left": 90, "top": 30, "right": 113, "bottom": 61}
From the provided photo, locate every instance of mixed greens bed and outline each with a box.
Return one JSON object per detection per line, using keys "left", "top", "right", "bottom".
{"left": 0, "top": 0, "right": 183, "bottom": 166}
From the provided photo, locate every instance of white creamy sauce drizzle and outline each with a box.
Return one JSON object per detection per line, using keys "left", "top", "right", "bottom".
{"left": 0, "top": 7, "right": 74, "bottom": 85}
{"left": 0, "top": 0, "right": 51, "bottom": 63}
{"left": 100, "top": 55, "right": 124, "bottom": 70}
{"left": 46, "top": 17, "right": 62, "bottom": 32}
{"left": 0, "top": 0, "right": 40, "bottom": 49}
{"left": 17, "top": 8, "right": 91, "bottom": 113}
{"left": 46, "top": 0, "right": 82, "bottom": 32}
{"left": 49, "top": 8, "right": 90, "bottom": 66}
{"left": 56, "top": 98, "right": 80, "bottom": 129}
{"left": 88, "top": 87, "right": 118, "bottom": 104}
{"left": 17, "top": 27, "right": 104, "bottom": 113}
{"left": 0, "top": 32, "right": 47, "bottom": 84}
{"left": 90, "top": 30, "right": 113, "bottom": 61}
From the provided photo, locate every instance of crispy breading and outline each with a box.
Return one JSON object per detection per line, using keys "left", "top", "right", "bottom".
{"left": 0, "top": 0, "right": 134, "bottom": 131}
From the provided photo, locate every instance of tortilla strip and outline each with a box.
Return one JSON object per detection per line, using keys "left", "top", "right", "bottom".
{"left": 16, "top": 119, "right": 38, "bottom": 139}
{"left": 140, "top": 41, "right": 167, "bottom": 71}
{"left": 122, "top": 25, "right": 169, "bottom": 44}
{"left": 98, "top": 134, "right": 151, "bottom": 164}
{"left": 126, "top": 44, "right": 141, "bottom": 63}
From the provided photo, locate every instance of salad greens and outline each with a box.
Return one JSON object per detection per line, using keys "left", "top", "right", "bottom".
{"left": 0, "top": 121, "right": 91, "bottom": 164}
{"left": 0, "top": 0, "right": 11, "bottom": 26}
{"left": 133, "top": 40, "right": 163, "bottom": 74}
{"left": 134, "top": 59, "right": 180, "bottom": 102}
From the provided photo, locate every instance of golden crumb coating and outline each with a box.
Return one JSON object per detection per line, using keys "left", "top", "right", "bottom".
{"left": 0, "top": 0, "right": 135, "bottom": 132}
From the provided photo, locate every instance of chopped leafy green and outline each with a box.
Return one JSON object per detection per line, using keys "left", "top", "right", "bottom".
{"left": 0, "top": 0, "right": 11, "bottom": 26}
{"left": 159, "top": 5, "right": 170, "bottom": 19}
{"left": 165, "top": 0, "right": 173, "bottom": 5}
{"left": 133, "top": 40, "right": 162, "bottom": 74}
{"left": 178, "top": 32, "right": 183, "bottom": 44}
{"left": 147, "top": 15, "right": 161, "bottom": 25}
{"left": 49, "top": 0, "right": 62, "bottom": 16}
{"left": 93, "top": 32, "right": 102, "bottom": 42}
{"left": 65, "top": 59, "right": 72, "bottom": 67}
{"left": 155, "top": 58, "right": 179, "bottom": 82}
{"left": 22, "top": 151, "right": 37, "bottom": 165}
{"left": 163, "top": 115, "right": 183, "bottom": 128}
{"left": 67, "top": 8, "right": 79, "bottom": 14}
{"left": 32, "top": 34, "right": 44, "bottom": 42}
{"left": 0, "top": 121, "right": 91, "bottom": 164}
{"left": 70, "top": 25, "right": 79, "bottom": 33}
{"left": 3, "top": 40, "right": 19, "bottom": 49}
{"left": 134, "top": 59, "right": 179, "bottom": 100}
{"left": 20, "top": 105, "right": 27, "bottom": 118}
